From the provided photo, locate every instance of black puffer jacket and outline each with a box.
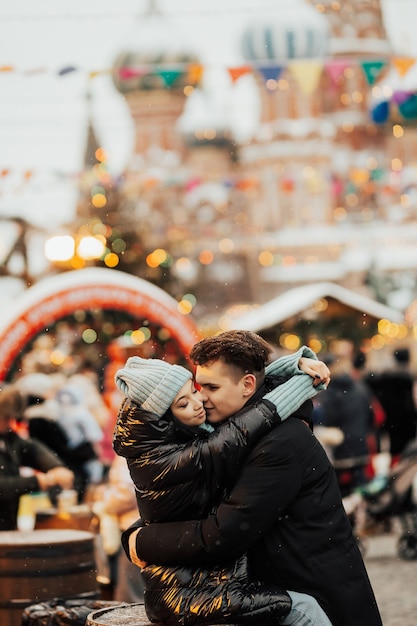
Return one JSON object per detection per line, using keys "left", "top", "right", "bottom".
{"left": 113, "top": 396, "right": 284, "bottom": 523}
{"left": 113, "top": 396, "right": 292, "bottom": 626}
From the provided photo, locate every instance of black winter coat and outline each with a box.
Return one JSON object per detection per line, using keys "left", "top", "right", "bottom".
{"left": 0, "top": 430, "right": 64, "bottom": 530}
{"left": 113, "top": 396, "right": 285, "bottom": 523}
{"left": 133, "top": 417, "right": 383, "bottom": 626}
{"left": 114, "top": 397, "right": 293, "bottom": 626}
{"left": 367, "top": 369, "right": 417, "bottom": 456}
{"left": 318, "top": 373, "right": 373, "bottom": 466}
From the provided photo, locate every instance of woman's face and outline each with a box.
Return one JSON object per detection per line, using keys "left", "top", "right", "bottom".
{"left": 171, "top": 379, "right": 207, "bottom": 427}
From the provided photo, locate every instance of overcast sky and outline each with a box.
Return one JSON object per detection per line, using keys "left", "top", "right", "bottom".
{"left": 0, "top": 0, "right": 416, "bottom": 228}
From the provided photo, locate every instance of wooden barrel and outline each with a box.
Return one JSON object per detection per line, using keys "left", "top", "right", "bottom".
{"left": 0, "top": 528, "right": 99, "bottom": 626}
{"left": 86, "top": 603, "right": 153, "bottom": 626}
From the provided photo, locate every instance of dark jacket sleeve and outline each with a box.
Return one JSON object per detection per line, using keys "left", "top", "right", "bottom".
{"left": 0, "top": 435, "right": 64, "bottom": 501}
{"left": 18, "top": 437, "right": 65, "bottom": 471}
{"left": 0, "top": 474, "right": 41, "bottom": 501}
{"left": 114, "top": 398, "right": 282, "bottom": 522}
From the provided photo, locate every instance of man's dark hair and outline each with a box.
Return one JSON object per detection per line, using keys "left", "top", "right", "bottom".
{"left": 190, "top": 330, "right": 273, "bottom": 380}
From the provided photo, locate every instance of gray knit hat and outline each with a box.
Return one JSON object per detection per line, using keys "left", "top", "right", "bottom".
{"left": 115, "top": 356, "right": 193, "bottom": 417}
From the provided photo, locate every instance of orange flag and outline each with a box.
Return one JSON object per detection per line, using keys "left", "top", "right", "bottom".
{"left": 392, "top": 57, "right": 416, "bottom": 78}
{"left": 187, "top": 63, "right": 204, "bottom": 86}
{"left": 227, "top": 65, "right": 252, "bottom": 83}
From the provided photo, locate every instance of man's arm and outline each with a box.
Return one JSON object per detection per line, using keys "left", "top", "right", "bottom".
{"left": 127, "top": 425, "right": 305, "bottom": 567}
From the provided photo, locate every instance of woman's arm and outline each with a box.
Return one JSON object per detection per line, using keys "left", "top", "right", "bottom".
{"left": 265, "top": 346, "right": 317, "bottom": 377}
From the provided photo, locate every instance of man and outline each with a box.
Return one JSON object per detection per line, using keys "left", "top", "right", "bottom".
{"left": 0, "top": 383, "right": 74, "bottom": 530}
{"left": 124, "top": 331, "right": 382, "bottom": 626}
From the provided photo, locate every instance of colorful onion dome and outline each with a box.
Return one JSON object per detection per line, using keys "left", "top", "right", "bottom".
{"left": 112, "top": 4, "right": 200, "bottom": 94}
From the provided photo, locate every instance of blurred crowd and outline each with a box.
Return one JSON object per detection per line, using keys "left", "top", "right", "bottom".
{"left": 0, "top": 369, "right": 144, "bottom": 602}
{"left": 313, "top": 346, "right": 417, "bottom": 497}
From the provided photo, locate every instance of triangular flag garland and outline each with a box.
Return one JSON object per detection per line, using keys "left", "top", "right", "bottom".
{"left": 0, "top": 54, "right": 417, "bottom": 89}
{"left": 1, "top": 164, "right": 415, "bottom": 208}
{"left": 2, "top": 54, "right": 417, "bottom": 125}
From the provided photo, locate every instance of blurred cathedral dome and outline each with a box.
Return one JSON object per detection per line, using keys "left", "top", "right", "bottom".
{"left": 241, "top": 0, "right": 330, "bottom": 61}
{"left": 112, "top": 1, "right": 200, "bottom": 94}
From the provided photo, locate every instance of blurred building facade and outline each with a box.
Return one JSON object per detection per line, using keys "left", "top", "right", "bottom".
{"left": 4, "top": 0, "right": 417, "bottom": 343}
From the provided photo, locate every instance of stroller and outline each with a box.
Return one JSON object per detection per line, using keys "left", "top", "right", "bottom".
{"left": 343, "top": 441, "right": 417, "bottom": 560}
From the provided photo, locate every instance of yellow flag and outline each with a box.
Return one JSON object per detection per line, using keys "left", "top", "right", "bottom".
{"left": 288, "top": 60, "right": 324, "bottom": 95}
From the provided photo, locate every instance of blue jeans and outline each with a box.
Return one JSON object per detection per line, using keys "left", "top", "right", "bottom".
{"left": 282, "top": 591, "right": 333, "bottom": 626}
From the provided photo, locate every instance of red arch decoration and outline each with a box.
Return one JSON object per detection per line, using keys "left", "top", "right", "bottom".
{"left": 0, "top": 268, "right": 202, "bottom": 380}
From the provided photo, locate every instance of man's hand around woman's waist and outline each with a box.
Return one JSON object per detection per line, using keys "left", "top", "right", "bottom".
{"left": 129, "top": 527, "right": 148, "bottom": 569}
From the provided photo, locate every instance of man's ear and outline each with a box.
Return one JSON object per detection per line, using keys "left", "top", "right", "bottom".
{"left": 242, "top": 373, "right": 257, "bottom": 396}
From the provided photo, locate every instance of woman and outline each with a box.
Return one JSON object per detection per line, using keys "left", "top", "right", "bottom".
{"left": 113, "top": 349, "right": 332, "bottom": 626}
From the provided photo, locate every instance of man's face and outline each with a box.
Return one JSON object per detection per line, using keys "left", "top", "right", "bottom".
{"left": 195, "top": 359, "right": 255, "bottom": 424}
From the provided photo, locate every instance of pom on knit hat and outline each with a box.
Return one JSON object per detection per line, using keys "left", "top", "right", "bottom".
{"left": 115, "top": 357, "right": 192, "bottom": 417}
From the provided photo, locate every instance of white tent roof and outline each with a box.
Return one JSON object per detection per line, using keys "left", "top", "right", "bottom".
{"left": 230, "top": 282, "right": 405, "bottom": 332}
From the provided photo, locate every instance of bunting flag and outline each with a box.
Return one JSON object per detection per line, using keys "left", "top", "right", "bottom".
{"left": 288, "top": 60, "right": 324, "bottom": 95}
{"left": 392, "top": 90, "right": 412, "bottom": 105}
{"left": 118, "top": 66, "right": 147, "bottom": 80}
{"left": 256, "top": 64, "right": 285, "bottom": 85}
{"left": 88, "top": 69, "right": 111, "bottom": 80}
{"left": 156, "top": 69, "right": 184, "bottom": 87}
{"left": 227, "top": 65, "right": 252, "bottom": 83}
{"left": 58, "top": 66, "right": 78, "bottom": 76}
{"left": 361, "top": 60, "right": 388, "bottom": 86}
{"left": 370, "top": 100, "right": 390, "bottom": 124}
{"left": 187, "top": 63, "right": 204, "bottom": 86}
{"left": 392, "top": 57, "right": 416, "bottom": 78}
{"left": 398, "top": 94, "right": 417, "bottom": 120}
{"left": 325, "top": 59, "right": 351, "bottom": 86}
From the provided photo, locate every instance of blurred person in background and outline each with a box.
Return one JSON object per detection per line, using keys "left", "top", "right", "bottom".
{"left": 0, "top": 383, "right": 74, "bottom": 530}
{"left": 92, "top": 454, "right": 145, "bottom": 603}
{"left": 314, "top": 355, "right": 375, "bottom": 497}
{"left": 16, "top": 373, "right": 102, "bottom": 502}
{"left": 55, "top": 384, "right": 104, "bottom": 500}
{"left": 351, "top": 350, "right": 386, "bottom": 460}
{"left": 366, "top": 347, "right": 417, "bottom": 465}
{"left": 68, "top": 370, "right": 113, "bottom": 464}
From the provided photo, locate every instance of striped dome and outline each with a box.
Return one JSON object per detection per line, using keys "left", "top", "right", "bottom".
{"left": 241, "top": 2, "right": 330, "bottom": 61}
